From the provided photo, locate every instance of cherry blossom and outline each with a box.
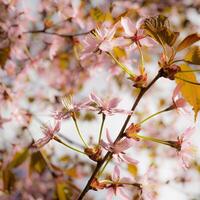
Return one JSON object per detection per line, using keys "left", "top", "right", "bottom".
{"left": 89, "top": 93, "right": 131, "bottom": 116}
{"left": 106, "top": 166, "right": 134, "bottom": 200}
{"left": 34, "top": 120, "right": 61, "bottom": 148}
{"left": 121, "top": 17, "right": 156, "bottom": 49}
{"left": 53, "top": 95, "right": 90, "bottom": 120}
{"left": 100, "top": 129, "right": 138, "bottom": 165}
{"left": 176, "top": 127, "right": 196, "bottom": 169}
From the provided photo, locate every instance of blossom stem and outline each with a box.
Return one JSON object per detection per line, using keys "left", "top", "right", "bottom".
{"left": 108, "top": 52, "right": 136, "bottom": 77}
{"left": 53, "top": 136, "right": 86, "bottom": 155}
{"left": 72, "top": 116, "right": 89, "bottom": 147}
{"left": 137, "top": 44, "right": 145, "bottom": 74}
{"left": 138, "top": 108, "right": 170, "bottom": 124}
{"left": 175, "top": 76, "right": 200, "bottom": 85}
{"left": 98, "top": 114, "right": 106, "bottom": 144}
{"left": 137, "top": 135, "right": 171, "bottom": 146}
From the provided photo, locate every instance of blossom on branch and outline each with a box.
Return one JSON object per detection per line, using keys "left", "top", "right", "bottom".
{"left": 89, "top": 93, "right": 131, "bottom": 116}
{"left": 100, "top": 129, "right": 138, "bottom": 165}
{"left": 34, "top": 120, "right": 61, "bottom": 148}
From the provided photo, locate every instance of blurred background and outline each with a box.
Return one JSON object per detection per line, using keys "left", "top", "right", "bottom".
{"left": 0, "top": 0, "right": 200, "bottom": 199}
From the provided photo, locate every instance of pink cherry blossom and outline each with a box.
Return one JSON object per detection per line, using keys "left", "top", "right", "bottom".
{"left": 106, "top": 166, "right": 134, "bottom": 200}
{"left": 121, "top": 17, "right": 156, "bottom": 49}
{"left": 100, "top": 129, "right": 138, "bottom": 165}
{"left": 52, "top": 95, "right": 90, "bottom": 120}
{"left": 89, "top": 93, "right": 131, "bottom": 116}
{"left": 80, "top": 24, "right": 128, "bottom": 60}
{"left": 34, "top": 120, "right": 61, "bottom": 148}
{"left": 138, "top": 166, "right": 158, "bottom": 200}
{"left": 176, "top": 127, "right": 196, "bottom": 169}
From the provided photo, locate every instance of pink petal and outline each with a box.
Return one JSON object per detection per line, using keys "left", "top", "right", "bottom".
{"left": 106, "top": 188, "right": 115, "bottom": 200}
{"left": 117, "top": 187, "right": 130, "bottom": 200}
{"left": 89, "top": 93, "right": 104, "bottom": 107}
{"left": 121, "top": 17, "right": 136, "bottom": 37}
{"left": 106, "top": 129, "right": 114, "bottom": 145}
{"left": 181, "top": 127, "right": 195, "bottom": 141}
{"left": 108, "top": 98, "right": 120, "bottom": 109}
{"left": 114, "top": 138, "right": 135, "bottom": 153}
{"left": 122, "top": 154, "right": 139, "bottom": 165}
{"left": 112, "top": 165, "right": 120, "bottom": 181}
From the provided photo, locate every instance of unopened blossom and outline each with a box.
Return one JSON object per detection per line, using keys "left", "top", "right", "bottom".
{"left": 172, "top": 83, "right": 187, "bottom": 110}
{"left": 121, "top": 17, "right": 156, "bottom": 49}
{"left": 100, "top": 129, "right": 138, "bottom": 165}
{"left": 89, "top": 93, "right": 131, "bottom": 116}
{"left": 53, "top": 95, "right": 90, "bottom": 120}
{"left": 34, "top": 120, "right": 61, "bottom": 148}
{"left": 106, "top": 166, "right": 134, "bottom": 200}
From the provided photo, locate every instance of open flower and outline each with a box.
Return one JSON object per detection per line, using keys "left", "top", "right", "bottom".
{"left": 100, "top": 129, "right": 138, "bottom": 165}
{"left": 106, "top": 166, "right": 134, "bottom": 200}
{"left": 121, "top": 17, "right": 156, "bottom": 49}
{"left": 138, "top": 166, "right": 158, "bottom": 200}
{"left": 80, "top": 24, "right": 128, "bottom": 60}
{"left": 53, "top": 95, "right": 90, "bottom": 120}
{"left": 176, "top": 127, "right": 196, "bottom": 169}
{"left": 34, "top": 120, "right": 61, "bottom": 148}
{"left": 89, "top": 93, "right": 131, "bottom": 116}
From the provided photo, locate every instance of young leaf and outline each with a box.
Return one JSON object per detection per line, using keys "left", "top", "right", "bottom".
{"left": 176, "top": 33, "right": 200, "bottom": 52}
{"left": 184, "top": 46, "right": 200, "bottom": 65}
{"left": 176, "top": 64, "right": 200, "bottom": 120}
{"left": 30, "top": 151, "right": 46, "bottom": 174}
{"left": 0, "top": 47, "right": 10, "bottom": 68}
{"left": 9, "top": 148, "right": 29, "bottom": 169}
{"left": 141, "top": 15, "right": 179, "bottom": 47}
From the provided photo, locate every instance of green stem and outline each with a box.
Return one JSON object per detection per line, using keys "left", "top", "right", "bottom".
{"left": 175, "top": 76, "right": 200, "bottom": 85}
{"left": 72, "top": 116, "right": 88, "bottom": 147}
{"left": 108, "top": 52, "right": 136, "bottom": 77}
{"left": 97, "top": 156, "right": 112, "bottom": 178}
{"left": 138, "top": 108, "right": 169, "bottom": 125}
{"left": 98, "top": 114, "right": 106, "bottom": 144}
{"left": 137, "top": 135, "right": 171, "bottom": 146}
{"left": 54, "top": 136, "right": 86, "bottom": 155}
{"left": 137, "top": 44, "right": 145, "bottom": 74}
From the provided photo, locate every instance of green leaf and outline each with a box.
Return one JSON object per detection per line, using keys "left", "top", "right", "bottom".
{"left": 176, "top": 64, "right": 200, "bottom": 120}
{"left": 30, "top": 151, "right": 46, "bottom": 174}
{"left": 141, "top": 15, "right": 179, "bottom": 47}
{"left": 184, "top": 46, "right": 200, "bottom": 65}
{"left": 176, "top": 33, "right": 200, "bottom": 52}
{"left": 0, "top": 47, "right": 10, "bottom": 68}
{"left": 9, "top": 148, "right": 29, "bottom": 169}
